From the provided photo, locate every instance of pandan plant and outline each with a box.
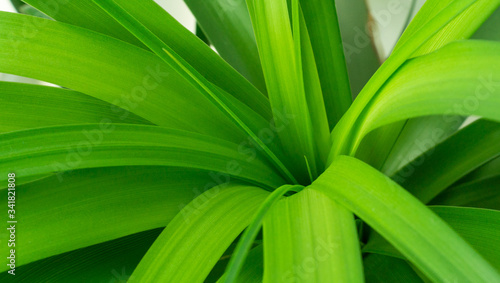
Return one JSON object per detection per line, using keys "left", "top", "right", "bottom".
{"left": 1, "top": 0, "right": 500, "bottom": 282}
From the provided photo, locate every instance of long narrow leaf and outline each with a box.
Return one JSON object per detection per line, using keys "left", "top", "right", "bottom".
{"left": 301, "top": 0, "right": 352, "bottom": 126}
{"left": 0, "top": 82, "right": 150, "bottom": 133}
{"left": 362, "top": 41, "right": 500, "bottom": 134}
{"left": 222, "top": 184, "right": 304, "bottom": 282}
{"left": 0, "top": 167, "right": 212, "bottom": 270}
{"left": 129, "top": 184, "right": 269, "bottom": 282}
{"left": 92, "top": 0, "right": 296, "bottom": 184}
{"left": 261, "top": 188, "right": 364, "bottom": 282}
{"left": 391, "top": 119, "right": 500, "bottom": 203}
{"left": 183, "top": 0, "right": 266, "bottom": 93}
{"left": 0, "top": 124, "right": 285, "bottom": 188}
{"left": 329, "top": 0, "right": 476, "bottom": 160}
{"left": 312, "top": 155, "right": 500, "bottom": 282}
{"left": 246, "top": 0, "right": 317, "bottom": 183}
{"left": 364, "top": 206, "right": 500, "bottom": 270}
{"left": 0, "top": 12, "right": 243, "bottom": 143}
{"left": 22, "top": 0, "right": 272, "bottom": 118}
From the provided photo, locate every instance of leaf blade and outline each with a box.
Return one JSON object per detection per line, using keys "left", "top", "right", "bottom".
{"left": 312, "top": 155, "right": 500, "bottom": 282}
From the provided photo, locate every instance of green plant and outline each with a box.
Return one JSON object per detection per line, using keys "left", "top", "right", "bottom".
{"left": 1, "top": 0, "right": 500, "bottom": 282}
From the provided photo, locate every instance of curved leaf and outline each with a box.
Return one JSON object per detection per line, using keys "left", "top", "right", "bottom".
{"left": 0, "top": 166, "right": 212, "bottom": 270}
{"left": 363, "top": 41, "right": 500, "bottom": 134}
{"left": 0, "top": 228, "right": 161, "bottom": 282}
{"left": 431, "top": 176, "right": 500, "bottom": 210}
{"left": 328, "top": 0, "right": 477, "bottom": 159}
{"left": 312, "top": 155, "right": 500, "bottom": 282}
{"left": 22, "top": 0, "right": 272, "bottom": 118}
{"left": 0, "top": 124, "right": 286, "bottom": 188}
{"left": 0, "top": 82, "right": 150, "bottom": 133}
{"left": 364, "top": 206, "right": 500, "bottom": 270}
{"left": 91, "top": 0, "right": 296, "bottom": 185}
{"left": 0, "top": 12, "right": 243, "bottom": 143}
{"left": 391, "top": 119, "right": 500, "bottom": 203}
{"left": 222, "top": 184, "right": 304, "bottom": 282}
{"left": 129, "top": 184, "right": 269, "bottom": 282}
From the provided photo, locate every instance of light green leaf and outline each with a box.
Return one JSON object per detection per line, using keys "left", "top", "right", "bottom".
{"left": 0, "top": 166, "right": 212, "bottom": 270}
{"left": 0, "top": 12, "right": 244, "bottom": 143}
{"left": 348, "top": 0, "right": 500, "bottom": 172}
{"left": 222, "top": 184, "right": 303, "bottom": 282}
{"left": 312, "top": 155, "right": 500, "bottom": 282}
{"left": 399, "top": 0, "right": 500, "bottom": 58}
{"left": 91, "top": 0, "right": 296, "bottom": 185}
{"left": 364, "top": 206, "right": 500, "bottom": 270}
{"left": 0, "top": 82, "right": 150, "bottom": 133}
{"left": 22, "top": 0, "right": 272, "bottom": 119}
{"left": 359, "top": 40, "right": 500, "bottom": 135}
{"left": 0, "top": 124, "right": 285, "bottom": 188}
{"left": 262, "top": 188, "right": 364, "bottom": 283}
{"left": 129, "top": 184, "right": 269, "bottom": 282}
{"left": 329, "top": 0, "right": 477, "bottom": 159}
{"left": 390, "top": 119, "right": 500, "bottom": 203}
{"left": 246, "top": 0, "right": 318, "bottom": 182}
{"left": 183, "top": 0, "right": 266, "bottom": 93}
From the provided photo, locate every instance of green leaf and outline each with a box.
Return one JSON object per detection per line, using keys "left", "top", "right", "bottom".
{"left": 363, "top": 254, "right": 423, "bottom": 283}
{"left": 364, "top": 206, "right": 500, "bottom": 270}
{"left": 247, "top": 0, "right": 318, "bottom": 182}
{"left": 298, "top": 8, "right": 331, "bottom": 167}
{"left": 183, "top": 0, "right": 266, "bottom": 93}
{"left": 312, "top": 155, "right": 500, "bottom": 282}
{"left": 430, "top": 176, "right": 500, "bottom": 210}
{"left": 22, "top": 0, "right": 272, "bottom": 118}
{"left": 91, "top": 0, "right": 296, "bottom": 185}
{"left": 379, "top": 116, "right": 464, "bottom": 176}
{"left": 0, "top": 228, "right": 161, "bottom": 282}
{"left": 335, "top": 0, "right": 380, "bottom": 97}
{"left": 361, "top": 41, "right": 500, "bottom": 138}
{"left": 0, "top": 12, "right": 244, "bottom": 143}
{"left": 129, "top": 184, "right": 269, "bottom": 282}
{"left": 0, "top": 166, "right": 212, "bottom": 270}
{"left": 195, "top": 24, "right": 210, "bottom": 45}
{"left": 301, "top": 0, "right": 352, "bottom": 126}
{"left": 329, "top": 0, "right": 477, "bottom": 159}
{"left": 391, "top": 119, "right": 500, "bottom": 203}
{"left": 347, "top": 0, "right": 500, "bottom": 172}
{"left": 398, "top": 0, "right": 500, "bottom": 58}
{"left": 473, "top": 6, "right": 500, "bottom": 41}
{"left": 222, "top": 184, "right": 303, "bottom": 282}
{"left": 459, "top": 155, "right": 500, "bottom": 184}
{"left": 228, "top": 245, "right": 264, "bottom": 283}
{"left": 261, "top": 188, "right": 364, "bottom": 283}
{"left": 0, "top": 82, "right": 150, "bottom": 133}
{"left": 0, "top": 124, "right": 285, "bottom": 188}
